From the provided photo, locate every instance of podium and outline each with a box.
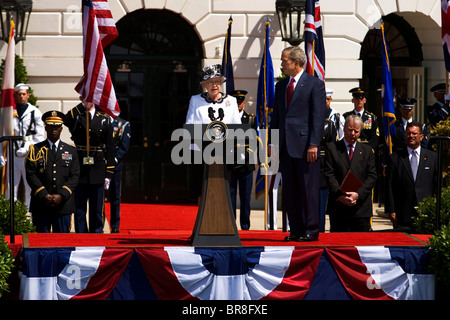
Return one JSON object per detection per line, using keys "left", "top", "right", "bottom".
{"left": 183, "top": 123, "right": 253, "bottom": 247}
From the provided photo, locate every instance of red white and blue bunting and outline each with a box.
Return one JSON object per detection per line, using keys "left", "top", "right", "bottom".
{"left": 19, "top": 246, "right": 434, "bottom": 300}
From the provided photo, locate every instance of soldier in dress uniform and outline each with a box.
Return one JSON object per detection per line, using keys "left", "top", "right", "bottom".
{"left": 343, "top": 87, "right": 379, "bottom": 151}
{"left": 425, "top": 83, "right": 449, "bottom": 127}
{"left": 325, "top": 88, "right": 344, "bottom": 140}
{"left": 1, "top": 83, "right": 45, "bottom": 208}
{"left": 25, "top": 111, "right": 80, "bottom": 233}
{"left": 228, "top": 90, "right": 255, "bottom": 230}
{"left": 108, "top": 115, "right": 131, "bottom": 233}
{"left": 392, "top": 97, "right": 428, "bottom": 152}
{"left": 64, "top": 100, "right": 115, "bottom": 233}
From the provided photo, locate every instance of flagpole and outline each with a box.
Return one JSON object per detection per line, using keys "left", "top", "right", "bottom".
{"left": 263, "top": 19, "right": 269, "bottom": 230}
{"left": 446, "top": 71, "right": 449, "bottom": 94}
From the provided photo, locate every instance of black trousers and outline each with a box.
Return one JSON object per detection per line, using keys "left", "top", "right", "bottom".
{"left": 280, "top": 144, "right": 320, "bottom": 236}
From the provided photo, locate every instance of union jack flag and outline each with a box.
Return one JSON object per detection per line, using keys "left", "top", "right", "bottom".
{"left": 305, "top": 0, "right": 325, "bottom": 81}
{"left": 75, "top": 0, "right": 120, "bottom": 118}
{"left": 442, "top": 0, "right": 450, "bottom": 72}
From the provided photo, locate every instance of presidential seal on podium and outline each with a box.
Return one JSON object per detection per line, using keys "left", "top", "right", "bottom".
{"left": 205, "top": 120, "right": 228, "bottom": 143}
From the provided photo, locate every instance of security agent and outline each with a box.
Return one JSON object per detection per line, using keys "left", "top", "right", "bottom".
{"left": 228, "top": 90, "right": 255, "bottom": 230}
{"left": 25, "top": 111, "right": 80, "bottom": 233}
{"left": 64, "top": 101, "right": 115, "bottom": 233}
{"left": 425, "top": 83, "right": 449, "bottom": 126}
{"left": 343, "top": 87, "right": 379, "bottom": 151}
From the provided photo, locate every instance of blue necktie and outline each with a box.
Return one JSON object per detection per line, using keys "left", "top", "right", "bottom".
{"left": 411, "top": 150, "right": 418, "bottom": 181}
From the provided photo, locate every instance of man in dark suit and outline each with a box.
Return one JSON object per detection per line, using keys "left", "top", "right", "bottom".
{"left": 385, "top": 122, "right": 438, "bottom": 232}
{"left": 26, "top": 111, "right": 80, "bottom": 233}
{"left": 228, "top": 90, "right": 255, "bottom": 230}
{"left": 324, "top": 114, "right": 377, "bottom": 232}
{"left": 270, "top": 46, "right": 326, "bottom": 241}
{"left": 65, "top": 100, "right": 115, "bottom": 233}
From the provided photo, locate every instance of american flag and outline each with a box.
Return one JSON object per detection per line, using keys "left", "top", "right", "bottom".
{"left": 305, "top": 0, "right": 325, "bottom": 81}
{"left": 0, "top": 19, "right": 15, "bottom": 193}
{"left": 0, "top": 19, "right": 15, "bottom": 137}
{"left": 75, "top": 0, "right": 120, "bottom": 118}
{"left": 442, "top": 0, "right": 450, "bottom": 72}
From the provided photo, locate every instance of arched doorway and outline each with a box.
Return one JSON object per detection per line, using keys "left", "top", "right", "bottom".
{"left": 106, "top": 9, "right": 204, "bottom": 203}
{"left": 360, "top": 13, "right": 424, "bottom": 204}
{"left": 360, "top": 13, "right": 424, "bottom": 122}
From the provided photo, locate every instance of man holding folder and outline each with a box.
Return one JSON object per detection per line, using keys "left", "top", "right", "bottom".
{"left": 323, "top": 114, "right": 377, "bottom": 232}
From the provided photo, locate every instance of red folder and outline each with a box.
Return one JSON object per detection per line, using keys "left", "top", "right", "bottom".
{"left": 339, "top": 170, "right": 362, "bottom": 193}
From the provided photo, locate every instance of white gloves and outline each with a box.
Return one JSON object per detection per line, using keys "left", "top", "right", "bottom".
{"left": 15, "top": 147, "right": 27, "bottom": 157}
{"left": 104, "top": 178, "right": 111, "bottom": 190}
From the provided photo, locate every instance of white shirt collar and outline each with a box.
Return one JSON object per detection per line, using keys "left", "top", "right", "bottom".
{"left": 354, "top": 109, "right": 364, "bottom": 117}
{"left": 290, "top": 70, "right": 303, "bottom": 88}
{"left": 344, "top": 139, "right": 356, "bottom": 149}
{"left": 407, "top": 146, "right": 421, "bottom": 157}
{"left": 48, "top": 139, "right": 60, "bottom": 149}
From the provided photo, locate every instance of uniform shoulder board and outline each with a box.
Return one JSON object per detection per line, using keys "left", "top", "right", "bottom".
{"left": 97, "top": 111, "right": 108, "bottom": 117}
{"left": 365, "top": 110, "right": 377, "bottom": 118}
{"left": 70, "top": 105, "right": 82, "bottom": 119}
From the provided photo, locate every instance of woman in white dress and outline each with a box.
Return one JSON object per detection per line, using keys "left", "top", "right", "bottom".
{"left": 185, "top": 64, "right": 241, "bottom": 201}
{"left": 185, "top": 64, "right": 241, "bottom": 124}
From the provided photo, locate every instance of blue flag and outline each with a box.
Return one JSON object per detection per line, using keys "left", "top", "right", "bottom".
{"left": 381, "top": 22, "right": 396, "bottom": 154}
{"left": 221, "top": 17, "right": 234, "bottom": 93}
{"left": 255, "top": 21, "right": 275, "bottom": 199}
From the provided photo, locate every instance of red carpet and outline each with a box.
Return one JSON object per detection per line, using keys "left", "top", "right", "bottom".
{"left": 5, "top": 203, "right": 431, "bottom": 249}
{"left": 104, "top": 203, "right": 198, "bottom": 231}
{"left": 19, "top": 231, "right": 429, "bottom": 248}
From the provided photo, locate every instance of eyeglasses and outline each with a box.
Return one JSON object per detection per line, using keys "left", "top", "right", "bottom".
{"left": 205, "top": 79, "right": 223, "bottom": 86}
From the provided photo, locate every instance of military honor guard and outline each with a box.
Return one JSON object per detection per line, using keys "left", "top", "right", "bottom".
{"left": 109, "top": 115, "right": 131, "bottom": 233}
{"left": 343, "top": 87, "right": 379, "bottom": 151}
{"left": 325, "top": 88, "right": 345, "bottom": 140}
{"left": 425, "top": 83, "right": 449, "bottom": 127}
{"left": 25, "top": 111, "right": 80, "bottom": 233}
{"left": 1, "top": 83, "right": 45, "bottom": 208}
{"left": 392, "top": 97, "right": 428, "bottom": 151}
{"left": 64, "top": 100, "right": 115, "bottom": 233}
{"left": 228, "top": 90, "right": 255, "bottom": 230}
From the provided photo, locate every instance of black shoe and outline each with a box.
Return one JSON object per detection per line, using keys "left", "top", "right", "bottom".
{"left": 111, "top": 228, "right": 120, "bottom": 233}
{"left": 284, "top": 234, "right": 301, "bottom": 242}
{"left": 298, "top": 234, "right": 319, "bottom": 242}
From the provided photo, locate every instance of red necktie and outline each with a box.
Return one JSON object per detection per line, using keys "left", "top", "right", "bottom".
{"left": 286, "top": 78, "right": 295, "bottom": 107}
{"left": 348, "top": 144, "right": 353, "bottom": 160}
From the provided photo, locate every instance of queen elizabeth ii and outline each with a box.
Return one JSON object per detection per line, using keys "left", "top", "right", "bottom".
{"left": 185, "top": 64, "right": 241, "bottom": 124}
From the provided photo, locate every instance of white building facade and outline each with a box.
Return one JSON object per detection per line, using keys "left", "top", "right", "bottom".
{"left": 2, "top": 0, "right": 445, "bottom": 203}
